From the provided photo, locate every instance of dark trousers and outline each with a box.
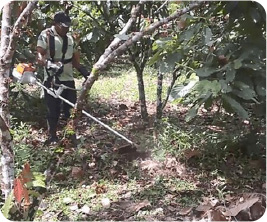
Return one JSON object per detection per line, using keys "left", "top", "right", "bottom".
{"left": 44, "top": 80, "right": 77, "bottom": 137}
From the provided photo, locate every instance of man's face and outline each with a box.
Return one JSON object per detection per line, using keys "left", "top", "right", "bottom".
{"left": 55, "top": 22, "right": 70, "bottom": 36}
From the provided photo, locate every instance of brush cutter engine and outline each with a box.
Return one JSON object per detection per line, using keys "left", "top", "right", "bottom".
{"left": 12, "top": 63, "right": 37, "bottom": 84}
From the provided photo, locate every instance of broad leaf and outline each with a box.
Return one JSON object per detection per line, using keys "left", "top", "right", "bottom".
{"left": 232, "top": 87, "right": 257, "bottom": 101}
{"left": 185, "top": 105, "right": 199, "bottom": 122}
{"left": 256, "top": 84, "right": 266, "bottom": 97}
{"left": 234, "top": 59, "right": 242, "bottom": 69}
{"left": 222, "top": 95, "right": 249, "bottom": 119}
{"left": 154, "top": 37, "right": 172, "bottom": 49}
{"left": 204, "top": 27, "right": 212, "bottom": 45}
{"left": 196, "top": 67, "right": 217, "bottom": 77}
{"left": 170, "top": 80, "right": 198, "bottom": 100}
{"left": 219, "top": 80, "right": 232, "bottom": 93}
{"left": 32, "top": 180, "right": 46, "bottom": 188}
{"left": 194, "top": 80, "right": 221, "bottom": 96}
{"left": 159, "top": 52, "right": 182, "bottom": 74}
{"left": 148, "top": 51, "right": 162, "bottom": 66}
{"left": 225, "top": 67, "right": 236, "bottom": 82}
{"left": 1, "top": 191, "right": 14, "bottom": 219}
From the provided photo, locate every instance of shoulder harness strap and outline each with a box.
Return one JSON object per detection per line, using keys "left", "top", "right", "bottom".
{"left": 46, "top": 28, "right": 68, "bottom": 63}
{"left": 46, "top": 28, "right": 55, "bottom": 62}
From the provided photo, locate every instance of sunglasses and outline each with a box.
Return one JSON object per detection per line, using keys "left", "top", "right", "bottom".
{"left": 58, "top": 22, "right": 70, "bottom": 28}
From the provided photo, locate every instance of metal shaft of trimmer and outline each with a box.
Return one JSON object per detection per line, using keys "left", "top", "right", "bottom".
{"left": 36, "top": 81, "right": 134, "bottom": 145}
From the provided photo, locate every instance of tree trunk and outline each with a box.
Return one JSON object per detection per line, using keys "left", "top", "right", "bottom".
{"left": 136, "top": 69, "right": 148, "bottom": 121}
{"left": 156, "top": 70, "right": 163, "bottom": 120}
{"left": 128, "top": 46, "right": 149, "bottom": 121}
{"left": 0, "top": 2, "right": 14, "bottom": 199}
{"left": 0, "top": 0, "right": 37, "bottom": 199}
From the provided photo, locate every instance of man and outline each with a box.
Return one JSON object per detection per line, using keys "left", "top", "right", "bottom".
{"left": 36, "top": 11, "right": 89, "bottom": 145}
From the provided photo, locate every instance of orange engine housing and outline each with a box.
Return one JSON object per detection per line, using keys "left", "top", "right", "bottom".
{"left": 16, "top": 63, "right": 36, "bottom": 74}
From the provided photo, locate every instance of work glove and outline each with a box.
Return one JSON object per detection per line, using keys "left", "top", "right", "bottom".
{"left": 78, "top": 65, "right": 89, "bottom": 79}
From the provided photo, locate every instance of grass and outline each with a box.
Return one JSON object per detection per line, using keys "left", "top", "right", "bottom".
{"left": 90, "top": 66, "right": 168, "bottom": 102}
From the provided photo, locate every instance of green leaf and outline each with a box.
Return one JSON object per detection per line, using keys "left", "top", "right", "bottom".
{"left": 204, "top": 27, "right": 212, "bottom": 45}
{"left": 219, "top": 80, "right": 232, "bottom": 93}
{"left": 242, "top": 63, "right": 262, "bottom": 70}
{"left": 159, "top": 52, "right": 182, "bottom": 74}
{"left": 256, "top": 85, "right": 266, "bottom": 97}
{"left": 32, "top": 180, "right": 46, "bottom": 188}
{"left": 232, "top": 87, "right": 256, "bottom": 101}
{"left": 185, "top": 105, "right": 199, "bottom": 122}
{"left": 204, "top": 97, "right": 213, "bottom": 109}
{"left": 32, "top": 172, "right": 46, "bottom": 188}
{"left": 154, "top": 37, "right": 172, "bottom": 49}
{"left": 170, "top": 79, "right": 198, "bottom": 100}
{"left": 222, "top": 95, "right": 249, "bottom": 119}
{"left": 195, "top": 67, "right": 217, "bottom": 77}
{"left": 234, "top": 59, "right": 242, "bottom": 69}
{"left": 148, "top": 51, "right": 162, "bottom": 66}
{"left": 194, "top": 80, "right": 221, "bottom": 96}
{"left": 1, "top": 190, "right": 14, "bottom": 219}
{"left": 225, "top": 67, "right": 236, "bottom": 82}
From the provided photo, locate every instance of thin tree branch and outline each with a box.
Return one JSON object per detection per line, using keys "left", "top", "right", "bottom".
{"left": 154, "top": 0, "right": 169, "bottom": 15}
{"left": 162, "top": 66, "right": 180, "bottom": 110}
{"left": 0, "top": 0, "right": 38, "bottom": 65}
{"left": 97, "top": 1, "right": 145, "bottom": 65}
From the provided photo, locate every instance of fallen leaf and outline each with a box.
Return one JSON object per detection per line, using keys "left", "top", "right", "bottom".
{"left": 140, "top": 159, "right": 160, "bottom": 171}
{"left": 119, "top": 104, "right": 128, "bottom": 110}
{"left": 71, "top": 167, "right": 84, "bottom": 179}
{"left": 225, "top": 197, "right": 259, "bottom": 217}
{"left": 209, "top": 209, "right": 227, "bottom": 221}
{"left": 210, "top": 197, "right": 219, "bottom": 207}
{"left": 129, "top": 199, "right": 151, "bottom": 212}
{"left": 250, "top": 201, "right": 265, "bottom": 220}
{"left": 167, "top": 206, "right": 176, "bottom": 212}
{"left": 179, "top": 207, "right": 193, "bottom": 215}
{"left": 14, "top": 178, "right": 24, "bottom": 203}
{"left": 95, "top": 184, "right": 107, "bottom": 194}
{"left": 183, "top": 149, "right": 201, "bottom": 160}
{"left": 195, "top": 202, "right": 212, "bottom": 212}
{"left": 54, "top": 172, "right": 66, "bottom": 181}
{"left": 21, "top": 162, "right": 33, "bottom": 184}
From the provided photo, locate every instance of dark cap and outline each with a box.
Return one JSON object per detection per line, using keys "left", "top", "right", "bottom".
{"left": 54, "top": 11, "right": 71, "bottom": 27}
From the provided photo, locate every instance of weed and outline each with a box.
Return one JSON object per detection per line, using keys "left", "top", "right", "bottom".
{"left": 153, "top": 118, "right": 203, "bottom": 160}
